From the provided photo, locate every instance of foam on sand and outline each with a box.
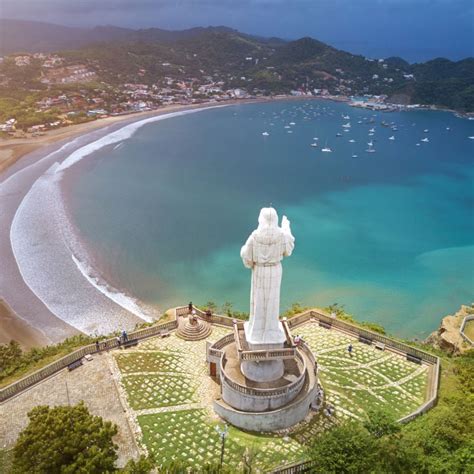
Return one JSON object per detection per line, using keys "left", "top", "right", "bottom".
{"left": 9, "top": 106, "right": 220, "bottom": 334}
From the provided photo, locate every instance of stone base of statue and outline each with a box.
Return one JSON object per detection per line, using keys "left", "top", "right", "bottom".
{"left": 208, "top": 207, "right": 317, "bottom": 431}
{"left": 241, "top": 321, "right": 287, "bottom": 382}
{"left": 241, "top": 359, "right": 284, "bottom": 382}
{"left": 207, "top": 319, "right": 319, "bottom": 432}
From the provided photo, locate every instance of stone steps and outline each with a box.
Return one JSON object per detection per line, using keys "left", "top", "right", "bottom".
{"left": 177, "top": 319, "right": 212, "bottom": 341}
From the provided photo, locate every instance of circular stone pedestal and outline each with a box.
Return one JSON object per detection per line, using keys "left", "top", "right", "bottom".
{"left": 241, "top": 359, "right": 284, "bottom": 382}
{"left": 210, "top": 338, "right": 318, "bottom": 431}
{"left": 208, "top": 336, "right": 318, "bottom": 432}
{"left": 176, "top": 316, "right": 212, "bottom": 341}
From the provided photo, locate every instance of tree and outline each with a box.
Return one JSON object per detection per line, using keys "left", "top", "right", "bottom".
{"left": 121, "top": 455, "right": 154, "bottom": 474}
{"left": 204, "top": 301, "right": 218, "bottom": 312}
{"left": 221, "top": 302, "right": 233, "bottom": 317}
{"left": 363, "top": 407, "right": 400, "bottom": 438}
{"left": 309, "top": 421, "right": 378, "bottom": 473}
{"left": 13, "top": 402, "right": 118, "bottom": 474}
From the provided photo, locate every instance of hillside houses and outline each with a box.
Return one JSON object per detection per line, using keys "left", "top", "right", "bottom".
{"left": 41, "top": 65, "right": 96, "bottom": 84}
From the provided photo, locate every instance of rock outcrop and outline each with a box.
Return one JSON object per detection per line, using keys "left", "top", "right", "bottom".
{"left": 425, "top": 304, "right": 474, "bottom": 354}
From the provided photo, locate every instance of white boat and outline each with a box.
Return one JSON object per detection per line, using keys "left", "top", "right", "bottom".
{"left": 469, "top": 136, "right": 474, "bottom": 140}
{"left": 262, "top": 132, "right": 269, "bottom": 136}
{"left": 424, "top": 129, "right": 429, "bottom": 133}
{"left": 369, "top": 128, "right": 375, "bottom": 133}
{"left": 367, "top": 140, "right": 374, "bottom": 146}
{"left": 310, "top": 143, "right": 318, "bottom": 147}
{"left": 352, "top": 154, "right": 358, "bottom": 158}
{"left": 446, "top": 127, "right": 450, "bottom": 131}
{"left": 284, "top": 125, "right": 291, "bottom": 129}
{"left": 421, "top": 137, "right": 429, "bottom": 142}
{"left": 342, "top": 114, "right": 350, "bottom": 119}
{"left": 313, "top": 137, "right": 319, "bottom": 140}
{"left": 290, "top": 122, "right": 296, "bottom": 125}
{"left": 389, "top": 136, "right": 395, "bottom": 140}
{"left": 416, "top": 143, "right": 421, "bottom": 146}
{"left": 349, "top": 139, "right": 355, "bottom": 143}
{"left": 342, "top": 122, "right": 351, "bottom": 128}
{"left": 322, "top": 147, "right": 332, "bottom": 153}
{"left": 368, "top": 133, "right": 374, "bottom": 136}
{"left": 365, "top": 143, "right": 375, "bottom": 153}
{"left": 287, "top": 130, "right": 293, "bottom": 134}
{"left": 336, "top": 132, "right": 343, "bottom": 137}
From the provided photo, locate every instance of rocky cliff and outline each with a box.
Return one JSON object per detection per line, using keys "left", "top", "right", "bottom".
{"left": 425, "top": 304, "right": 474, "bottom": 354}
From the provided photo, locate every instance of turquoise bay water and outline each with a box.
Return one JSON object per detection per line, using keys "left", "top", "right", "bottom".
{"left": 68, "top": 100, "right": 474, "bottom": 337}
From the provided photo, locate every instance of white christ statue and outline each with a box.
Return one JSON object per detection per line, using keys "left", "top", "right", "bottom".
{"left": 240, "top": 207, "right": 295, "bottom": 348}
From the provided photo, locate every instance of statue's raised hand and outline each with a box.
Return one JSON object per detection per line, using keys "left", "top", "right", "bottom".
{"left": 281, "top": 215, "right": 291, "bottom": 230}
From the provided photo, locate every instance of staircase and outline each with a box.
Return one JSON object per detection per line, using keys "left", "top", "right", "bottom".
{"left": 177, "top": 316, "right": 212, "bottom": 341}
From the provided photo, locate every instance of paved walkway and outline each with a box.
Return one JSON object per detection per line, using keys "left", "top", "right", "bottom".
{"left": 0, "top": 353, "right": 140, "bottom": 467}
{"left": 0, "top": 319, "right": 432, "bottom": 472}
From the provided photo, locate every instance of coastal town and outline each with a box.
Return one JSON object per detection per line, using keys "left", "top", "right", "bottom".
{"left": 0, "top": 48, "right": 457, "bottom": 138}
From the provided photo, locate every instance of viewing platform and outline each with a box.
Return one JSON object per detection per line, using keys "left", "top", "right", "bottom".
{"left": 233, "top": 318, "right": 297, "bottom": 361}
{"left": 208, "top": 321, "right": 319, "bottom": 431}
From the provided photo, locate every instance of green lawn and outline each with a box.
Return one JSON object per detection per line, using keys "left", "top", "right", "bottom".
{"left": 114, "top": 323, "right": 431, "bottom": 471}
{"left": 121, "top": 373, "right": 196, "bottom": 409}
{"left": 139, "top": 409, "right": 304, "bottom": 471}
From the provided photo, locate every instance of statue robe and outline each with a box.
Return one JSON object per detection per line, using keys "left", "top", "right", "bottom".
{"left": 240, "top": 223, "right": 294, "bottom": 345}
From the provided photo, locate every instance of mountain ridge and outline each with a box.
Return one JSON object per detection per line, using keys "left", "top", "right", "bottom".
{"left": 0, "top": 19, "right": 473, "bottom": 113}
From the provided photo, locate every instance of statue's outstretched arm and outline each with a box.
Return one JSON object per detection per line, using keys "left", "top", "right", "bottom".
{"left": 281, "top": 215, "right": 295, "bottom": 257}
{"left": 281, "top": 215, "right": 291, "bottom": 233}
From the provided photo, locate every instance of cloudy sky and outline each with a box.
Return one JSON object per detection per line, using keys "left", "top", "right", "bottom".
{"left": 1, "top": 0, "right": 473, "bottom": 61}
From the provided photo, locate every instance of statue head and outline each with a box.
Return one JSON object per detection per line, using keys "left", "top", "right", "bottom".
{"left": 257, "top": 207, "right": 278, "bottom": 230}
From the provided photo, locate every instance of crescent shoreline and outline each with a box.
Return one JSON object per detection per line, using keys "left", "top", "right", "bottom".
{"left": 0, "top": 99, "right": 267, "bottom": 348}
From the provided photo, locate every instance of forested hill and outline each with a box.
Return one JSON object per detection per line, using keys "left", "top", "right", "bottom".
{"left": 0, "top": 19, "right": 274, "bottom": 55}
{"left": 0, "top": 19, "right": 473, "bottom": 112}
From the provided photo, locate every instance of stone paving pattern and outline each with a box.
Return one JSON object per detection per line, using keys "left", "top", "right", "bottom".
{"left": 298, "top": 323, "right": 429, "bottom": 421}
{"left": 0, "top": 321, "right": 430, "bottom": 472}
{"left": 113, "top": 322, "right": 429, "bottom": 471}
{"left": 0, "top": 353, "right": 140, "bottom": 467}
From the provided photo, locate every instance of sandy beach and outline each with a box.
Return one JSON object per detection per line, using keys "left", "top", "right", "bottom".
{"left": 0, "top": 105, "right": 204, "bottom": 177}
{"left": 0, "top": 99, "right": 272, "bottom": 348}
{"left": 0, "top": 299, "right": 48, "bottom": 349}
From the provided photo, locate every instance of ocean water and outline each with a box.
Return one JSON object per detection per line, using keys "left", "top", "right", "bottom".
{"left": 66, "top": 100, "right": 474, "bottom": 337}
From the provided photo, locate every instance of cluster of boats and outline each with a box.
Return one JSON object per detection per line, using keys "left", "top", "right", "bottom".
{"left": 258, "top": 102, "right": 474, "bottom": 158}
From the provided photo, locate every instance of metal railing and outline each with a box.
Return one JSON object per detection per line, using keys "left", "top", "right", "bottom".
{"left": 298, "top": 309, "right": 439, "bottom": 365}
{"left": 271, "top": 308, "right": 442, "bottom": 474}
{"left": 0, "top": 318, "right": 178, "bottom": 403}
{"left": 269, "top": 460, "right": 316, "bottom": 474}
{"left": 460, "top": 315, "right": 474, "bottom": 346}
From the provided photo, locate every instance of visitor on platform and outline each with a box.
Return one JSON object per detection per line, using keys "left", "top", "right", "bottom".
{"left": 116, "top": 336, "right": 121, "bottom": 347}
{"left": 347, "top": 343, "right": 353, "bottom": 357}
{"left": 122, "top": 330, "right": 128, "bottom": 342}
{"left": 294, "top": 335, "right": 301, "bottom": 346}
{"left": 188, "top": 302, "right": 193, "bottom": 314}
